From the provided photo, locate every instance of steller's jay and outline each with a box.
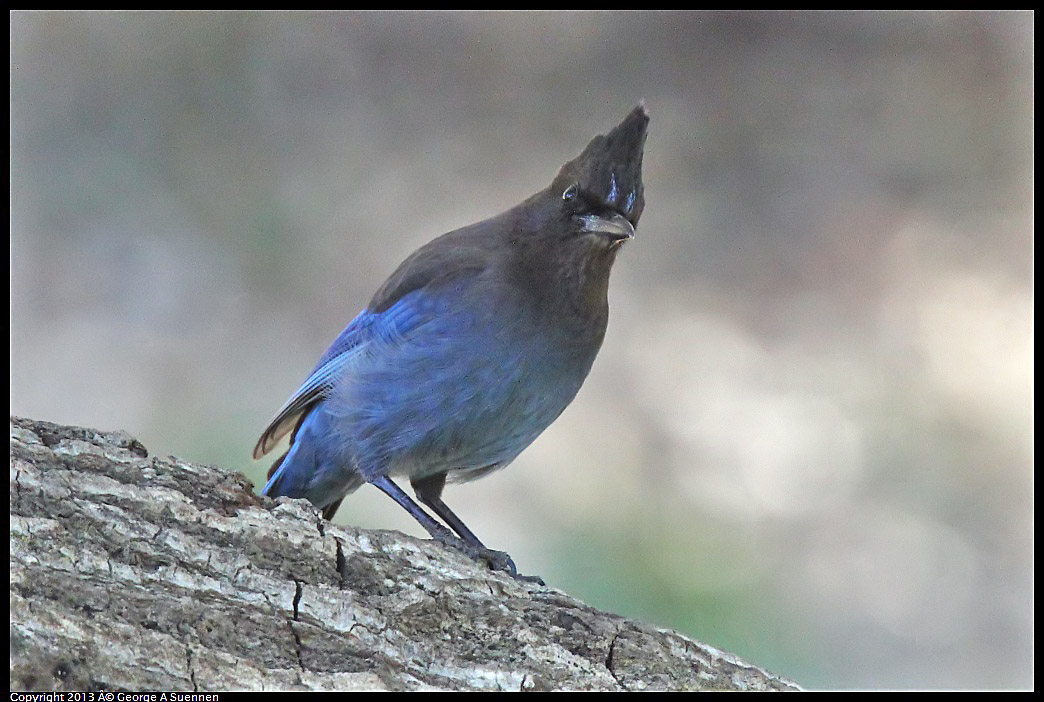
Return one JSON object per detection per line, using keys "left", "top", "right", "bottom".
{"left": 255, "top": 104, "right": 649, "bottom": 579}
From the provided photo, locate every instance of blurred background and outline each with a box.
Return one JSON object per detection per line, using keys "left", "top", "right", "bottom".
{"left": 10, "top": 11, "right": 1032, "bottom": 689}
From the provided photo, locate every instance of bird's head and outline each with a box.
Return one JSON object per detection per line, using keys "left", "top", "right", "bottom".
{"left": 550, "top": 102, "right": 649, "bottom": 246}
{"left": 504, "top": 103, "right": 648, "bottom": 322}
{"left": 500, "top": 103, "right": 649, "bottom": 322}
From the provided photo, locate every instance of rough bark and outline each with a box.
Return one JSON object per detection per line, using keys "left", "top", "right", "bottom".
{"left": 9, "top": 416, "right": 800, "bottom": 692}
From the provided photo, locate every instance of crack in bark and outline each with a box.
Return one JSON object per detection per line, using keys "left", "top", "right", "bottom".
{"left": 289, "top": 620, "right": 305, "bottom": 671}
{"left": 263, "top": 589, "right": 306, "bottom": 672}
{"left": 335, "top": 538, "right": 346, "bottom": 590}
{"left": 292, "top": 580, "right": 303, "bottom": 621}
{"left": 605, "top": 631, "right": 625, "bottom": 690}
{"left": 185, "top": 645, "right": 198, "bottom": 691}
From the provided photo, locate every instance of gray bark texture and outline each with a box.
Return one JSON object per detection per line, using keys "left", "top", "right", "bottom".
{"left": 10, "top": 416, "right": 800, "bottom": 692}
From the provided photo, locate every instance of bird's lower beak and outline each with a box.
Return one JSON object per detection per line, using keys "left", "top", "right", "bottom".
{"left": 578, "top": 213, "right": 635, "bottom": 242}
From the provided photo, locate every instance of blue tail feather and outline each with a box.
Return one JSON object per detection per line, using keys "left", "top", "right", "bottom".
{"left": 261, "top": 407, "right": 363, "bottom": 512}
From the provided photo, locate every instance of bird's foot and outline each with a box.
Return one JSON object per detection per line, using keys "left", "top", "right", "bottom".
{"left": 473, "top": 546, "right": 546, "bottom": 586}
{"left": 432, "top": 532, "right": 544, "bottom": 585}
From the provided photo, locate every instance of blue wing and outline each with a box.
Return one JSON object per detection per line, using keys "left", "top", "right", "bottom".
{"left": 252, "top": 293, "right": 435, "bottom": 459}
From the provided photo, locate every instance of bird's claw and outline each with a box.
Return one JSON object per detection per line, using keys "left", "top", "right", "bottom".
{"left": 474, "top": 547, "right": 545, "bottom": 585}
{"left": 432, "top": 533, "right": 544, "bottom": 585}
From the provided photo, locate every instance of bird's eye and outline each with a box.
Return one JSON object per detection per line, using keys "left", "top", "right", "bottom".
{"left": 561, "top": 183, "right": 579, "bottom": 201}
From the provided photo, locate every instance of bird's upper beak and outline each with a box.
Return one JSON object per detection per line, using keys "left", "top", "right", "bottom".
{"left": 578, "top": 212, "right": 635, "bottom": 242}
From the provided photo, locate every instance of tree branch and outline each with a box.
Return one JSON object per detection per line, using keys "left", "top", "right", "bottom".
{"left": 10, "top": 416, "right": 800, "bottom": 691}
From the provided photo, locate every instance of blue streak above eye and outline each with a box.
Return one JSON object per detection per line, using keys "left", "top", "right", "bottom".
{"left": 608, "top": 172, "right": 619, "bottom": 205}
{"left": 624, "top": 189, "right": 636, "bottom": 214}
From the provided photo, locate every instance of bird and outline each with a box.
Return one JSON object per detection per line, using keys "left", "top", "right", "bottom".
{"left": 254, "top": 103, "right": 649, "bottom": 579}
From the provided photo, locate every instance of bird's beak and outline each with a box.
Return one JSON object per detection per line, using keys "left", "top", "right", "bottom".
{"left": 578, "top": 213, "right": 635, "bottom": 242}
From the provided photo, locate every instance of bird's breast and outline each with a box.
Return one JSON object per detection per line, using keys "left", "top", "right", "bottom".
{"left": 331, "top": 296, "right": 604, "bottom": 478}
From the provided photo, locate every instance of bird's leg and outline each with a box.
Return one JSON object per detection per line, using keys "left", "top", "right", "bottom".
{"left": 373, "top": 475, "right": 512, "bottom": 576}
{"left": 370, "top": 475, "right": 456, "bottom": 541}
{"left": 411, "top": 473, "right": 544, "bottom": 585}
{"left": 410, "top": 473, "right": 484, "bottom": 545}
{"left": 321, "top": 498, "right": 345, "bottom": 522}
